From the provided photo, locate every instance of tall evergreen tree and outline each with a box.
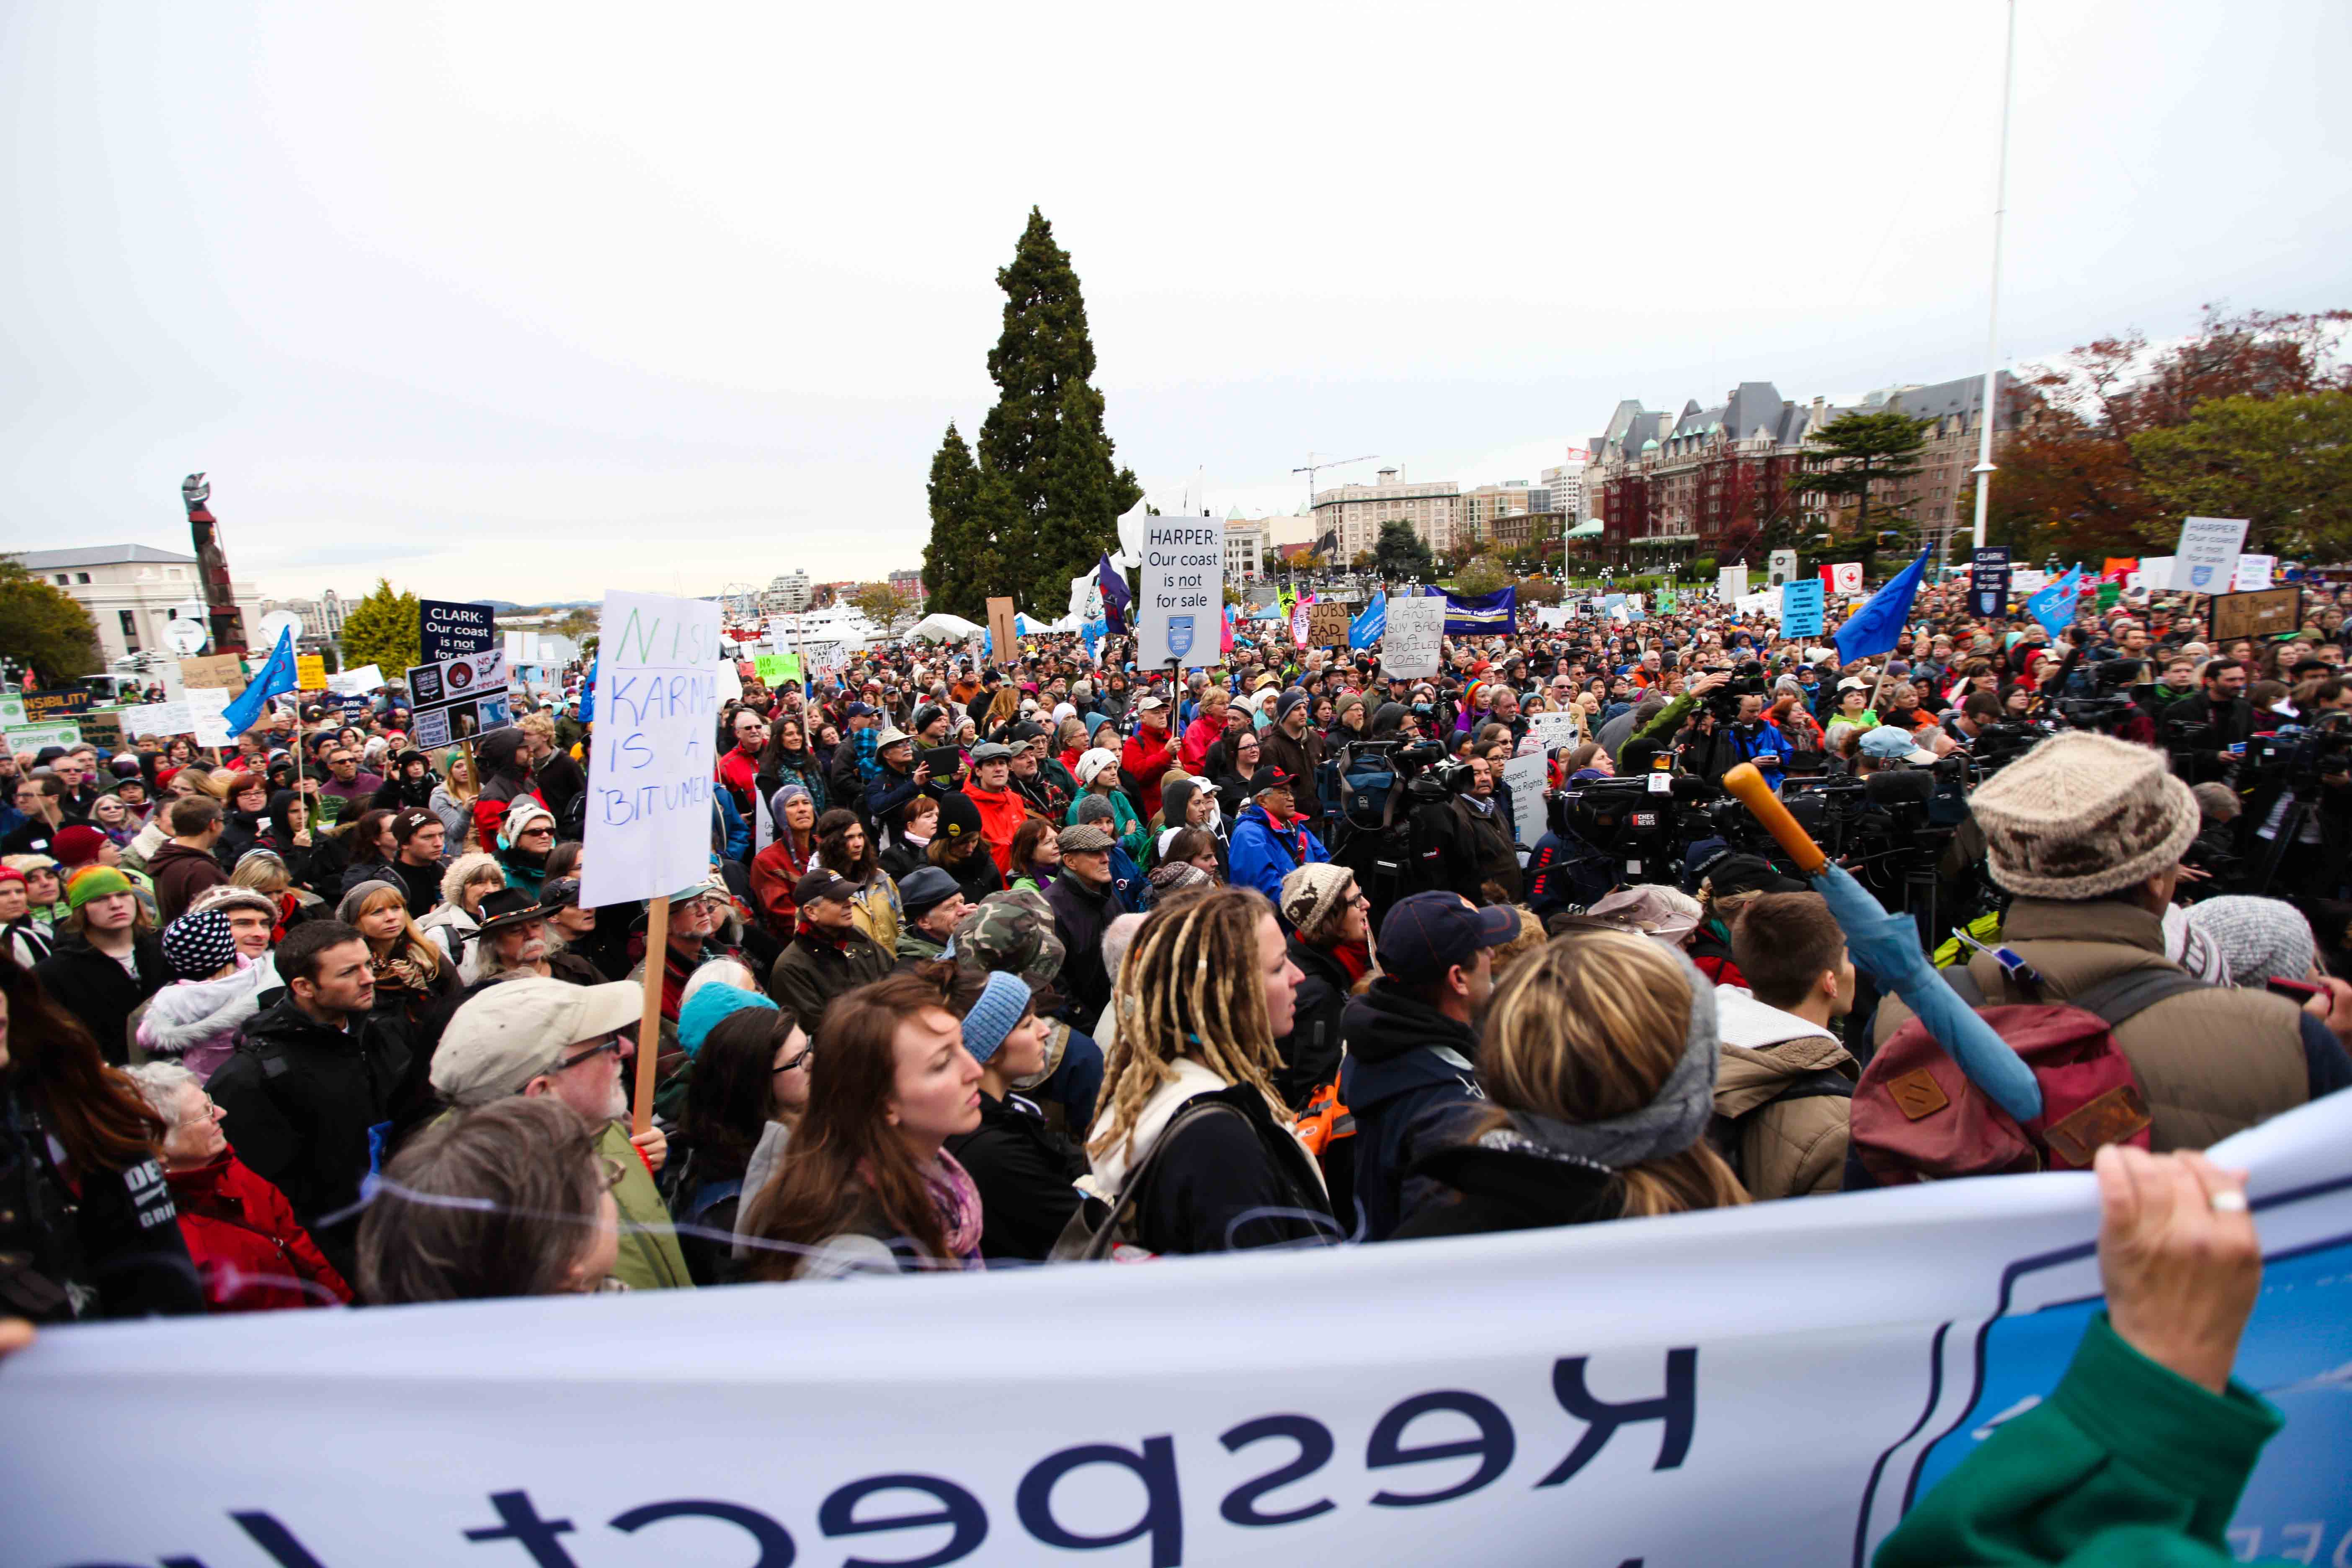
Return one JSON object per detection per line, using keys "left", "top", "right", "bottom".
{"left": 921, "top": 422, "right": 983, "bottom": 620}
{"left": 1798, "top": 409, "right": 1932, "bottom": 578}
{"left": 339, "top": 579, "right": 420, "bottom": 674}
{"left": 975, "top": 208, "right": 1141, "bottom": 609}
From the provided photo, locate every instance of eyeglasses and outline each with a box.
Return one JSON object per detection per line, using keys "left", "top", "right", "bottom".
{"left": 773, "top": 1044, "right": 815, "bottom": 1075}
{"left": 554, "top": 1035, "right": 629, "bottom": 1072}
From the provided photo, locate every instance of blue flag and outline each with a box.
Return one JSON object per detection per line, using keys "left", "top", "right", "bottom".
{"left": 1095, "top": 553, "right": 1130, "bottom": 636}
{"left": 1832, "top": 550, "right": 1929, "bottom": 665}
{"left": 1349, "top": 592, "right": 1387, "bottom": 650}
{"left": 2025, "top": 566, "right": 2085, "bottom": 638}
{"left": 1442, "top": 585, "right": 1517, "bottom": 634}
{"left": 221, "top": 627, "right": 297, "bottom": 739}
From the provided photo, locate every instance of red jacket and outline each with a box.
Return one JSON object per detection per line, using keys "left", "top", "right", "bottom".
{"left": 1180, "top": 713, "right": 1225, "bottom": 774}
{"left": 1121, "top": 729, "right": 1178, "bottom": 823}
{"left": 166, "top": 1153, "right": 352, "bottom": 1312}
{"left": 961, "top": 783, "right": 1031, "bottom": 874}
{"left": 717, "top": 746, "right": 762, "bottom": 816}
{"left": 472, "top": 778, "right": 547, "bottom": 849}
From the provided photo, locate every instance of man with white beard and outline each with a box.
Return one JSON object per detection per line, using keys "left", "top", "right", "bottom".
{"left": 427, "top": 978, "right": 694, "bottom": 1291}
{"left": 467, "top": 890, "right": 604, "bottom": 988}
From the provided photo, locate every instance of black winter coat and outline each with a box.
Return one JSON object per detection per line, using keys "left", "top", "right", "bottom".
{"left": 1045, "top": 874, "right": 1117, "bottom": 1025}
{"left": 35, "top": 932, "right": 168, "bottom": 1067}
{"left": 944, "top": 1091, "right": 1087, "bottom": 1263}
{"left": 1390, "top": 1135, "right": 1624, "bottom": 1240}
{"left": 205, "top": 996, "right": 412, "bottom": 1283}
{"left": 1130, "top": 1083, "right": 1336, "bottom": 1256}
{"left": 1272, "top": 936, "right": 1351, "bottom": 1112}
{"left": 0, "top": 1080, "right": 204, "bottom": 1321}
{"left": 1340, "top": 980, "right": 1488, "bottom": 1241}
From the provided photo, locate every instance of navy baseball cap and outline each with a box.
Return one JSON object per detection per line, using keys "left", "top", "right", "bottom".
{"left": 1379, "top": 892, "right": 1520, "bottom": 983}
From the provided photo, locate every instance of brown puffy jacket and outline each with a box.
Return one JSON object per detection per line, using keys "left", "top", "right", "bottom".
{"left": 1872, "top": 897, "right": 2308, "bottom": 1152}
{"left": 1714, "top": 1034, "right": 1857, "bottom": 1199}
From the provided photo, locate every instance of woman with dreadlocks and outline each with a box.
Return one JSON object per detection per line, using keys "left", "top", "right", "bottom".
{"left": 1083, "top": 885, "right": 1336, "bottom": 1255}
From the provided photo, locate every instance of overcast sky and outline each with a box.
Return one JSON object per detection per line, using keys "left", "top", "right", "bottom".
{"left": 5, "top": 2, "right": 2347, "bottom": 606}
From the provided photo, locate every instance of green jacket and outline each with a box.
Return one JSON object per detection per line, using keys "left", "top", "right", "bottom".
{"left": 1876, "top": 1312, "right": 2282, "bottom": 1568}
{"left": 599, "top": 1118, "right": 695, "bottom": 1292}
{"left": 1067, "top": 788, "right": 1147, "bottom": 863}
{"left": 1634, "top": 693, "right": 1698, "bottom": 747}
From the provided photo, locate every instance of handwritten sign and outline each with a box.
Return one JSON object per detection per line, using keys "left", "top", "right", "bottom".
{"left": 580, "top": 591, "right": 722, "bottom": 906}
{"left": 754, "top": 652, "right": 801, "bottom": 686}
{"left": 1307, "top": 601, "right": 1351, "bottom": 647}
{"left": 178, "top": 655, "right": 247, "bottom": 696}
{"left": 2210, "top": 586, "right": 2302, "bottom": 644}
{"left": 1501, "top": 750, "right": 1549, "bottom": 849}
{"left": 1526, "top": 710, "right": 1582, "bottom": 757}
{"left": 1381, "top": 593, "right": 1446, "bottom": 681}
{"left": 420, "top": 598, "right": 496, "bottom": 663}
{"left": 986, "top": 597, "right": 1019, "bottom": 669}
{"left": 2233, "top": 554, "right": 2276, "bottom": 592}
{"left": 78, "top": 709, "right": 124, "bottom": 751}
{"left": 185, "top": 686, "right": 233, "bottom": 748}
{"left": 294, "top": 655, "right": 327, "bottom": 690}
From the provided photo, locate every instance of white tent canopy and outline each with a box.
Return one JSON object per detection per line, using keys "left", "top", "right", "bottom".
{"left": 905, "top": 613, "right": 983, "bottom": 644}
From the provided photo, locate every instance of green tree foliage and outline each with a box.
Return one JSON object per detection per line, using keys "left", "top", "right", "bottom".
{"left": 1798, "top": 410, "right": 1932, "bottom": 577}
{"left": 0, "top": 556, "right": 102, "bottom": 681}
{"left": 973, "top": 209, "right": 1141, "bottom": 609}
{"left": 339, "top": 579, "right": 420, "bottom": 674}
{"left": 1452, "top": 555, "right": 1511, "bottom": 596}
{"left": 1373, "top": 519, "right": 1435, "bottom": 581}
{"left": 921, "top": 422, "right": 987, "bottom": 620}
{"left": 2131, "top": 393, "right": 2352, "bottom": 557}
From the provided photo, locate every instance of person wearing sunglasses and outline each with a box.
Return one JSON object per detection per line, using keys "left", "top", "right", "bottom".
{"left": 427, "top": 977, "right": 694, "bottom": 1291}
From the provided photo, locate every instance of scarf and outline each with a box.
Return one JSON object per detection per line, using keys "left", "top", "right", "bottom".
{"left": 1495, "top": 949, "right": 1719, "bottom": 1171}
{"left": 926, "top": 1150, "right": 985, "bottom": 1269}
{"left": 1332, "top": 937, "right": 1372, "bottom": 986}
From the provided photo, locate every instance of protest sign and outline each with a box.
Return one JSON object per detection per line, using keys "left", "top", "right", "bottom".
{"left": 1533, "top": 605, "right": 1573, "bottom": 630}
{"left": 185, "top": 686, "right": 233, "bottom": 747}
{"left": 1969, "top": 545, "right": 2010, "bottom": 617}
{"left": 2135, "top": 556, "right": 2174, "bottom": 593}
{"left": 1525, "top": 709, "right": 1581, "bottom": 757}
{"left": 2211, "top": 586, "right": 2302, "bottom": 644}
{"left": 2169, "top": 516, "right": 2247, "bottom": 592}
{"left": 21, "top": 689, "right": 90, "bottom": 723}
{"left": 326, "top": 664, "right": 385, "bottom": 694}
{"left": 2234, "top": 553, "right": 2276, "bottom": 591}
{"left": 580, "top": 591, "right": 721, "bottom": 908}
{"left": 2094, "top": 582, "right": 2120, "bottom": 611}
{"left": 337, "top": 693, "right": 375, "bottom": 727}
{"left": 1442, "top": 586, "right": 1516, "bottom": 634}
{"left": 420, "top": 597, "right": 497, "bottom": 662}
{"left": 120, "top": 701, "right": 189, "bottom": 739}
{"left": 985, "top": 596, "right": 1019, "bottom": 667}
{"left": 1134, "top": 518, "right": 1224, "bottom": 671}
{"left": 405, "top": 648, "right": 513, "bottom": 750}
{"left": 4, "top": 722, "right": 81, "bottom": 753}
{"left": 178, "top": 654, "right": 247, "bottom": 697}
{"left": 2009, "top": 567, "right": 2048, "bottom": 595}
{"left": 295, "top": 654, "right": 328, "bottom": 689}
{"left": 1308, "top": 600, "right": 1351, "bottom": 647}
{"left": 1717, "top": 564, "right": 1748, "bottom": 600}
{"left": 0, "top": 693, "right": 21, "bottom": 727}
{"left": 78, "top": 708, "right": 124, "bottom": 750}
{"left": 1290, "top": 596, "right": 1311, "bottom": 647}
{"left": 1380, "top": 593, "right": 1446, "bottom": 681}
{"left": 1501, "top": 749, "right": 1547, "bottom": 848}
{"left": 802, "top": 640, "right": 848, "bottom": 673}
{"left": 10, "top": 1095, "right": 2346, "bottom": 1568}
{"left": 1777, "top": 578, "right": 1826, "bottom": 640}
{"left": 1733, "top": 591, "right": 1775, "bottom": 619}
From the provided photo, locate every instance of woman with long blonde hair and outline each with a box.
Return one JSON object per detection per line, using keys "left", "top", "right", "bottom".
{"left": 1083, "top": 885, "right": 1335, "bottom": 1254}
{"left": 1393, "top": 930, "right": 1747, "bottom": 1238}
{"left": 335, "top": 880, "right": 456, "bottom": 1045}
{"left": 429, "top": 746, "right": 479, "bottom": 847}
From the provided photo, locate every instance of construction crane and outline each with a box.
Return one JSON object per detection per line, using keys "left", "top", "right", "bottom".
{"left": 1292, "top": 452, "right": 1380, "bottom": 515}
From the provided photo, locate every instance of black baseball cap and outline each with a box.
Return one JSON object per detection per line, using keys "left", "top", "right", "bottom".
{"left": 793, "top": 869, "right": 858, "bottom": 906}
{"left": 1249, "top": 765, "right": 1295, "bottom": 797}
{"left": 1379, "top": 892, "right": 1519, "bottom": 983}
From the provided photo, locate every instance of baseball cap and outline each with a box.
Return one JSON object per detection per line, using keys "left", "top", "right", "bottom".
{"left": 1135, "top": 695, "right": 1166, "bottom": 712}
{"left": 794, "top": 869, "right": 858, "bottom": 906}
{"left": 1378, "top": 892, "right": 1519, "bottom": 983}
{"left": 431, "top": 979, "right": 643, "bottom": 1108}
{"left": 1249, "top": 765, "right": 1295, "bottom": 797}
{"left": 1860, "top": 726, "right": 1938, "bottom": 765}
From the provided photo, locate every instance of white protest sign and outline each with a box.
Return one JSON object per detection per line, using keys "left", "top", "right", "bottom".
{"left": 1526, "top": 710, "right": 1582, "bottom": 756}
{"left": 1534, "top": 606, "right": 1573, "bottom": 630}
{"left": 1717, "top": 564, "right": 1749, "bottom": 600}
{"left": 0, "top": 693, "right": 24, "bottom": 727}
{"left": 1734, "top": 591, "right": 1774, "bottom": 619}
{"left": 8, "top": 1096, "right": 2348, "bottom": 1567}
{"left": 580, "top": 591, "right": 722, "bottom": 907}
{"left": 2135, "top": 556, "right": 2174, "bottom": 593}
{"left": 120, "top": 701, "right": 191, "bottom": 739}
{"left": 2233, "top": 553, "right": 2276, "bottom": 591}
{"left": 2010, "top": 568, "right": 2048, "bottom": 595}
{"left": 325, "top": 664, "right": 385, "bottom": 694}
{"left": 1380, "top": 593, "right": 1447, "bottom": 681}
{"left": 2169, "top": 515, "right": 2248, "bottom": 592}
{"left": 1135, "top": 517, "right": 1224, "bottom": 670}
{"left": 185, "top": 686, "right": 232, "bottom": 747}
{"left": 1501, "top": 749, "right": 1548, "bottom": 847}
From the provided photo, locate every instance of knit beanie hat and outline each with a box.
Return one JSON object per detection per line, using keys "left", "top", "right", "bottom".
{"left": 63, "top": 865, "right": 133, "bottom": 912}
{"left": 960, "top": 970, "right": 1034, "bottom": 1066}
{"left": 676, "top": 982, "right": 778, "bottom": 1059}
{"left": 1279, "top": 863, "right": 1356, "bottom": 936}
{"left": 161, "top": 908, "right": 239, "bottom": 980}
{"left": 336, "top": 879, "right": 403, "bottom": 924}
{"left": 1969, "top": 732, "right": 2199, "bottom": 900}
{"left": 51, "top": 825, "right": 106, "bottom": 868}
{"left": 936, "top": 789, "right": 984, "bottom": 845}
{"left": 2184, "top": 896, "right": 2317, "bottom": 987}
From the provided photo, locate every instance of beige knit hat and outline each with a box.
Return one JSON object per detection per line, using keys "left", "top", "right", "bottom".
{"left": 1970, "top": 731, "right": 2199, "bottom": 900}
{"left": 1279, "top": 863, "right": 1357, "bottom": 936}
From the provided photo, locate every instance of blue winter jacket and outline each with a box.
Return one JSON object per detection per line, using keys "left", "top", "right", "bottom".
{"left": 1226, "top": 802, "right": 1331, "bottom": 905}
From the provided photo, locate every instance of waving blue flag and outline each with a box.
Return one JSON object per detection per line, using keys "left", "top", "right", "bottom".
{"left": 1349, "top": 592, "right": 1387, "bottom": 650}
{"left": 1095, "top": 553, "right": 1131, "bottom": 636}
{"left": 1832, "top": 550, "right": 1929, "bottom": 665}
{"left": 221, "top": 627, "right": 297, "bottom": 740}
{"left": 2025, "top": 565, "right": 2085, "bottom": 638}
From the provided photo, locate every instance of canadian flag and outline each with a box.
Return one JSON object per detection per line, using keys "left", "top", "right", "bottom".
{"left": 1820, "top": 562, "right": 1864, "bottom": 594}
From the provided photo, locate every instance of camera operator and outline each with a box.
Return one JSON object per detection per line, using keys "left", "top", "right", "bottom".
{"left": 2163, "top": 657, "right": 2253, "bottom": 784}
{"left": 1941, "top": 691, "right": 2004, "bottom": 748}
{"left": 1418, "top": 754, "right": 1521, "bottom": 905}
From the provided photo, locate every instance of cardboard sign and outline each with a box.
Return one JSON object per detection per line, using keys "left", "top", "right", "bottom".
{"left": 986, "top": 597, "right": 1019, "bottom": 669}
{"left": 21, "top": 689, "right": 91, "bottom": 723}
{"left": 1526, "top": 710, "right": 1583, "bottom": 756}
{"left": 294, "top": 655, "right": 327, "bottom": 690}
{"left": 2210, "top": 586, "right": 2303, "bottom": 644}
{"left": 78, "top": 709, "right": 124, "bottom": 750}
{"left": 420, "top": 598, "right": 497, "bottom": 663}
{"left": 2169, "top": 516, "right": 2248, "bottom": 593}
{"left": 1307, "top": 601, "right": 1351, "bottom": 647}
{"left": 178, "top": 655, "right": 247, "bottom": 697}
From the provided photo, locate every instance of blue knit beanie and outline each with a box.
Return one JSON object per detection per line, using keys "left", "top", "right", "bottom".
{"left": 961, "top": 970, "right": 1034, "bottom": 1066}
{"left": 676, "top": 983, "right": 778, "bottom": 1059}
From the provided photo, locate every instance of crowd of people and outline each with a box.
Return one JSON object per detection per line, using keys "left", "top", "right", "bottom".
{"left": 6, "top": 566, "right": 2351, "bottom": 1562}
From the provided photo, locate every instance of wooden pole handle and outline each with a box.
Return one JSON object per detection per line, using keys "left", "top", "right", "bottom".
{"left": 632, "top": 895, "right": 669, "bottom": 1136}
{"left": 1720, "top": 763, "right": 1827, "bottom": 875}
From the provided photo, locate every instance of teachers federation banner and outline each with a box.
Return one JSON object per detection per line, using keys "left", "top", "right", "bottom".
{"left": 6, "top": 1095, "right": 2348, "bottom": 1567}
{"left": 1443, "top": 585, "right": 1516, "bottom": 634}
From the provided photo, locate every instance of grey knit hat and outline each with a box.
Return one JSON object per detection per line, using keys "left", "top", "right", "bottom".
{"left": 1969, "top": 732, "right": 2199, "bottom": 900}
{"left": 2184, "top": 896, "right": 2316, "bottom": 986}
{"left": 336, "top": 879, "right": 404, "bottom": 924}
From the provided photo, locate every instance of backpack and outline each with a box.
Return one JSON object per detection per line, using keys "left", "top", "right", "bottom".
{"left": 1048, "top": 1098, "right": 1240, "bottom": 1262}
{"left": 1849, "top": 966, "right": 2199, "bottom": 1185}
